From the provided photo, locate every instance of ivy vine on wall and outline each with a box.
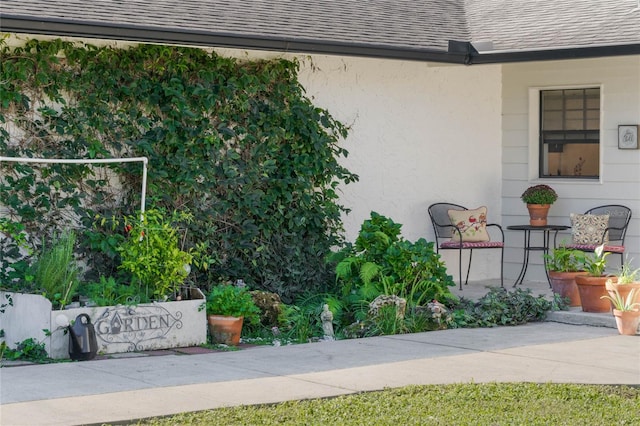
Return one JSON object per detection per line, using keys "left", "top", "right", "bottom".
{"left": 0, "top": 37, "right": 358, "bottom": 301}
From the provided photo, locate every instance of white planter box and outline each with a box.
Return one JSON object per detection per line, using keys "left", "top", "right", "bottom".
{"left": 1, "top": 289, "right": 206, "bottom": 359}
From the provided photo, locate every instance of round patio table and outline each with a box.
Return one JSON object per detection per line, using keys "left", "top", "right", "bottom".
{"left": 507, "top": 224, "right": 571, "bottom": 287}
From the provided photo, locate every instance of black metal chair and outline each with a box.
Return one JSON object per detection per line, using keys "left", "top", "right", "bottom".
{"left": 563, "top": 204, "right": 632, "bottom": 266}
{"left": 428, "top": 203, "right": 504, "bottom": 290}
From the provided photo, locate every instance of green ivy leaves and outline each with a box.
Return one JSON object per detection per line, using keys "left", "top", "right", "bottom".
{"left": 0, "top": 38, "right": 357, "bottom": 301}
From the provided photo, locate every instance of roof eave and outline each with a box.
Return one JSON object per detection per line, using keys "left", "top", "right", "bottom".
{"left": 2, "top": 16, "right": 640, "bottom": 65}
{"left": 471, "top": 44, "right": 640, "bottom": 64}
{"left": 0, "top": 16, "right": 463, "bottom": 64}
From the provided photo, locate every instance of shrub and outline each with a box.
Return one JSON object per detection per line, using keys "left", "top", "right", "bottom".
{"left": 0, "top": 38, "right": 357, "bottom": 302}
{"left": 330, "top": 212, "right": 455, "bottom": 327}
{"left": 117, "top": 209, "right": 193, "bottom": 301}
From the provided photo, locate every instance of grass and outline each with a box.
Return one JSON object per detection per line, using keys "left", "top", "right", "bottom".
{"left": 131, "top": 383, "right": 639, "bottom": 425}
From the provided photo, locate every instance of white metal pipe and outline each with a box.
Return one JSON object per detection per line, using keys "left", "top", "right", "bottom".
{"left": 0, "top": 156, "right": 149, "bottom": 215}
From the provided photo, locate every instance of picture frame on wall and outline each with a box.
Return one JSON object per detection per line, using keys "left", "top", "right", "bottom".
{"left": 618, "top": 125, "right": 638, "bottom": 149}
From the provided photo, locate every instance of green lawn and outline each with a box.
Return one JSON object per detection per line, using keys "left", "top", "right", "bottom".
{"left": 132, "top": 383, "right": 639, "bottom": 425}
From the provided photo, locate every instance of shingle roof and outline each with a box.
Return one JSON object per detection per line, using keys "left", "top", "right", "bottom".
{"left": 465, "top": 0, "right": 640, "bottom": 52}
{"left": 1, "top": 0, "right": 639, "bottom": 63}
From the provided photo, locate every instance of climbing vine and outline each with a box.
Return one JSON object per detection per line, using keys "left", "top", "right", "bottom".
{"left": 0, "top": 37, "right": 357, "bottom": 301}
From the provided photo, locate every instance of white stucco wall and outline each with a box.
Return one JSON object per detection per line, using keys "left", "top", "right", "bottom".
{"left": 296, "top": 56, "right": 504, "bottom": 282}
{"left": 502, "top": 56, "right": 640, "bottom": 281}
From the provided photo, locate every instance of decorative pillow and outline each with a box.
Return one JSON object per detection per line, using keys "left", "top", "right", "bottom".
{"left": 570, "top": 213, "right": 609, "bottom": 245}
{"left": 448, "top": 206, "right": 490, "bottom": 242}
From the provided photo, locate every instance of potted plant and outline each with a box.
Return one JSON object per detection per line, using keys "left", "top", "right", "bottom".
{"left": 600, "top": 285, "right": 640, "bottom": 335}
{"left": 544, "top": 246, "right": 587, "bottom": 307}
{"left": 574, "top": 244, "right": 613, "bottom": 313}
{"left": 606, "top": 260, "right": 640, "bottom": 305}
{"left": 520, "top": 184, "right": 558, "bottom": 226}
{"left": 206, "top": 283, "right": 261, "bottom": 345}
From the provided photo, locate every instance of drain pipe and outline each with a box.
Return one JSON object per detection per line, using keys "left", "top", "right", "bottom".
{"left": 0, "top": 156, "right": 149, "bottom": 216}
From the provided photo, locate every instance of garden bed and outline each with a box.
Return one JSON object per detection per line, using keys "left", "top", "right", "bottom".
{"left": 1, "top": 288, "right": 206, "bottom": 359}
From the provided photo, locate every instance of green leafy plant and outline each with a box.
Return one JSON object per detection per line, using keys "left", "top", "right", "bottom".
{"left": 276, "top": 303, "right": 323, "bottom": 344}
{"left": 0, "top": 293, "right": 14, "bottom": 315}
{"left": 550, "top": 292, "right": 571, "bottom": 311}
{"left": 600, "top": 286, "right": 640, "bottom": 311}
{"left": 206, "top": 284, "right": 261, "bottom": 326}
{"left": 78, "top": 276, "right": 140, "bottom": 306}
{"left": 449, "top": 288, "right": 555, "bottom": 328}
{"left": 616, "top": 259, "right": 640, "bottom": 284}
{"left": 521, "top": 184, "right": 558, "bottom": 205}
{"left": 544, "top": 246, "right": 585, "bottom": 272}
{"left": 0, "top": 38, "right": 357, "bottom": 302}
{"left": 370, "top": 305, "right": 408, "bottom": 336}
{"left": 582, "top": 244, "right": 610, "bottom": 277}
{"left": 1, "top": 337, "right": 49, "bottom": 363}
{"left": 0, "top": 218, "right": 35, "bottom": 290}
{"left": 31, "top": 231, "right": 79, "bottom": 309}
{"left": 331, "top": 212, "right": 455, "bottom": 325}
{"left": 117, "top": 209, "right": 193, "bottom": 301}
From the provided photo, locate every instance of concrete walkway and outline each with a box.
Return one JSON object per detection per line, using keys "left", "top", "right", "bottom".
{"left": 1, "top": 321, "right": 638, "bottom": 426}
{"left": 1, "top": 280, "right": 638, "bottom": 425}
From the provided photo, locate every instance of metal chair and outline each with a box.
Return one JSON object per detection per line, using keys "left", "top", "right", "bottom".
{"left": 564, "top": 204, "right": 632, "bottom": 266}
{"left": 428, "top": 203, "right": 504, "bottom": 290}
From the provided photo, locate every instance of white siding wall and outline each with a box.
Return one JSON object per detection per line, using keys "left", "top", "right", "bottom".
{"left": 502, "top": 56, "right": 640, "bottom": 281}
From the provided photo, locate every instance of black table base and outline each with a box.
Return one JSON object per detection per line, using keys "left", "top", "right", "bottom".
{"left": 507, "top": 225, "right": 571, "bottom": 287}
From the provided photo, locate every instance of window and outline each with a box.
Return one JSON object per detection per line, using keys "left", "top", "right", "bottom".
{"left": 539, "top": 88, "right": 600, "bottom": 178}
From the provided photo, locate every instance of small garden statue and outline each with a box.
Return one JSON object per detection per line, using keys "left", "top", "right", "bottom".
{"left": 426, "top": 300, "right": 451, "bottom": 325}
{"left": 321, "top": 304, "right": 335, "bottom": 340}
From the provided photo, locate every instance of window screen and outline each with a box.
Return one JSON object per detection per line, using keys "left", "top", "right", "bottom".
{"left": 540, "top": 88, "right": 600, "bottom": 178}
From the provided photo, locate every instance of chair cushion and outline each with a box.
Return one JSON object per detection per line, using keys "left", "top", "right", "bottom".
{"left": 447, "top": 206, "right": 490, "bottom": 242}
{"left": 565, "top": 244, "right": 624, "bottom": 254}
{"left": 570, "top": 213, "right": 609, "bottom": 245}
{"left": 441, "top": 240, "right": 504, "bottom": 249}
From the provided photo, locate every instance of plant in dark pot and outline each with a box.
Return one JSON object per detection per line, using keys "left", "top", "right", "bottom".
{"left": 206, "top": 283, "right": 261, "bottom": 346}
{"left": 544, "top": 246, "right": 587, "bottom": 307}
{"left": 575, "top": 245, "right": 613, "bottom": 313}
{"left": 521, "top": 184, "right": 558, "bottom": 226}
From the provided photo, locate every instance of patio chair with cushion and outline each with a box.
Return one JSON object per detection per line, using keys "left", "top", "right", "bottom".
{"left": 563, "top": 204, "right": 632, "bottom": 266}
{"left": 428, "top": 203, "right": 504, "bottom": 290}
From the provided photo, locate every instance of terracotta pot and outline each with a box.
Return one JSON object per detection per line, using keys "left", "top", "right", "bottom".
{"left": 548, "top": 271, "right": 586, "bottom": 307}
{"left": 606, "top": 280, "right": 640, "bottom": 306}
{"left": 207, "top": 315, "right": 244, "bottom": 346}
{"left": 526, "top": 204, "right": 550, "bottom": 226}
{"left": 612, "top": 309, "right": 640, "bottom": 335}
{"left": 575, "top": 275, "right": 611, "bottom": 313}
